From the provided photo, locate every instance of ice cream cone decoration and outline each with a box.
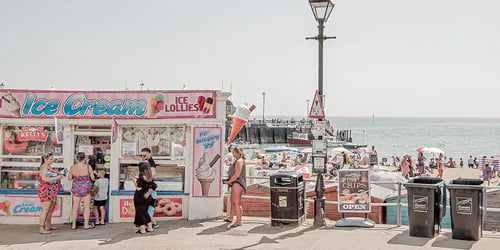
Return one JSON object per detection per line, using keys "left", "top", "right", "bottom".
{"left": 198, "top": 179, "right": 213, "bottom": 196}
{"left": 227, "top": 104, "right": 256, "bottom": 144}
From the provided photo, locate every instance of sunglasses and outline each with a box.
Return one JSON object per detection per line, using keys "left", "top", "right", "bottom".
{"left": 141, "top": 154, "right": 148, "bottom": 158}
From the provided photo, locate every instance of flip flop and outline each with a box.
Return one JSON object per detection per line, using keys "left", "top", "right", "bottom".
{"left": 146, "top": 228, "right": 154, "bottom": 232}
{"left": 39, "top": 230, "right": 52, "bottom": 234}
{"left": 223, "top": 219, "right": 233, "bottom": 223}
{"left": 136, "top": 230, "right": 147, "bottom": 234}
{"left": 229, "top": 223, "right": 241, "bottom": 228}
{"left": 84, "top": 225, "right": 95, "bottom": 230}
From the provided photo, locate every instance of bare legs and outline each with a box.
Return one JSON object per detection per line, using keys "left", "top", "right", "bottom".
{"left": 437, "top": 168, "right": 444, "bottom": 178}
{"left": 71, "top": 196, "right": 82, "bottom": 229}
{"left": 93, "top": 205, "right": 106, "bottom": 224}
{"left": 45, "top": 201, "right": 57, "bottom": 230}
{"left": 230, "top": 183, "right": 244, "bottom": 226}
{"left": 72, "top": 195, "right": 92, "bottom": 229}
{"left": 39, "top": 201, "right": 52, "bottom": 234}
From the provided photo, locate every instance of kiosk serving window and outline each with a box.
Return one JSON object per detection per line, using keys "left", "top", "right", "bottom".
{"left": 1, "top": 125, "right": 64, "bottom": 190}
{"left": 119, "top": 126, "right": 185, "bottom": 191}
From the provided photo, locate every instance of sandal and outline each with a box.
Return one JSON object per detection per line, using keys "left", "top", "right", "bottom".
{"left": 223, "top": 219, "right": 232, "bottom": 223}
{"left": 84, "top": 225, "right": 95, "bottom": 230}
{"left": 136, "top": 230, "right": 147, "bottom": 234}
{"left": 146, "top": 228, "right": 154, "bottom": 232}
{"left": 229, "top": 223, "right": 242, "bottom": 228}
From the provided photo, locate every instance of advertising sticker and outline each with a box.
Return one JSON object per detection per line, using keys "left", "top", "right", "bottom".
{"left": 119, "top": 198, "right": 183, "bottom": 218}
{"left": 192, "top": 127, "right": 222, "bottom": 197}
{"left": 338, "top": 169, "right": 371, "bottom": 213}
{"left": 0, "top": 195, "right": 62, "bottom": 217}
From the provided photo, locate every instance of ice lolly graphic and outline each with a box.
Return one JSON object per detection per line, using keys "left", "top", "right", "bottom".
{"left": 197, "top": 96, "right": 206, "bottom": 111}
{"left": 227, "top": 104, "right": 256, "bottom": 144}
{"left": 202, "top": 97, "right": 214, "bottom": 114}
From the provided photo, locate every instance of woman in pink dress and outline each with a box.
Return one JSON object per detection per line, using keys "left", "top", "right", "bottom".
{"left": 38, "top": 153, "right": 64, "bottom": 234}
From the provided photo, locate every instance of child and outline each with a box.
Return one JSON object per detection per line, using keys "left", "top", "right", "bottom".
{"left": 149, "top": 182, "right": 159, "bottom": 229}
{"left": 93, "top": 169, "right": 109, "bottom": 225}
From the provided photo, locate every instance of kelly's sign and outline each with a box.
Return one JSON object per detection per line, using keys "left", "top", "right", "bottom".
{"left": 338, "top": 169, "right": 371, "bottom": 213}
{"left": 0, "top": 90, "right": 216, "bottom": 119}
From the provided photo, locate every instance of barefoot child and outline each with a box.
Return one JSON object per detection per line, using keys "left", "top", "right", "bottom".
{"left": 92, "top": 169, "right": 109, "bottom": 225}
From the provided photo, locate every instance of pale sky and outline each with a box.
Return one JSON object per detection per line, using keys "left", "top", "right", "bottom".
{"left": 1, "top": 1, "right": 499, "bottom": 117}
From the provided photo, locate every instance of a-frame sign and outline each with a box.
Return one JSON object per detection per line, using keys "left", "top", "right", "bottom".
{"left": 308, "top": 90, "right": 325, "bottom": 119}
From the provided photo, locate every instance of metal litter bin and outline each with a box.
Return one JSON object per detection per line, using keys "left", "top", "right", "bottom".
{"left": 404, "top": 177, "right": 446, "bottom": 238}
{"left": 270, "top": 171, "right": 305, "bottom": 226}
{"left": 447, "top": 178, "right": 483, "bottom": 241}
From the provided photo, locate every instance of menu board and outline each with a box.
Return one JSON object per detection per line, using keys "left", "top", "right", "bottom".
{"left": 338, "top": 169, "right": 371, "bottom": 213}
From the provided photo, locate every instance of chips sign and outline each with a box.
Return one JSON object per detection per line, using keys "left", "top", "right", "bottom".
{"left": 338, "top": 169, "right": 371, "bottom": 213}
{"left": 308, "top": 90, "right": 325, "bottom": 119}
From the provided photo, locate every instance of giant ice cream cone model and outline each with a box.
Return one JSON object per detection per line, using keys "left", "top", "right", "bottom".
{"left": 227, "top": 104, "right": 256, "bottom": 144}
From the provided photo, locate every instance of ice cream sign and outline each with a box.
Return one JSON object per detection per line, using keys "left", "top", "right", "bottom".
{"left": 0, "top": 90, "right": 216, "bottom": 119}
{"left": 0, "top": 196, "right": 62, "bottom": 217}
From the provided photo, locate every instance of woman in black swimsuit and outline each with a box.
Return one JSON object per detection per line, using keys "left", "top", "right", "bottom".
{"left": 223, "top": 146, "right": 246, "bottom": 227}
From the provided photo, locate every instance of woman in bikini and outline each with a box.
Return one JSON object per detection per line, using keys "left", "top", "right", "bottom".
{"left": 69, "top": 152, "right": 95, "bottom": 230}
{"left": 436, "top": 154, "right": 444, "bottom": 178}
{"left": 38, "top": 152, "right": 64, "bottom": 234}
{"left": 223, "top": 146, "right": 247, "bottom": 228}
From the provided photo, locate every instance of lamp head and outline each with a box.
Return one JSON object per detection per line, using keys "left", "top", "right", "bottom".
{"left": 309, "top": 0, "right": 334, "bottom": 23}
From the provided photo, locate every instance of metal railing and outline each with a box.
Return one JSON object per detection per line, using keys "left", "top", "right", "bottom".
{"left": 224, "top": 176, "right": 500, "bottom": 227}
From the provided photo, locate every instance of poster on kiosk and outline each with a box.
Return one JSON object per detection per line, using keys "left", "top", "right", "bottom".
{"left": 192, "top": 127, "right": 222, "bottom": 197}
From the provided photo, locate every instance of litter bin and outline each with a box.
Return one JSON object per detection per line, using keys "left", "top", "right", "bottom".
{"left": 270, "top": 171, "right": 305, "bottom": 226}
{"left": 404, "top": 177, "right": 446, "bottom": 238}
{"left": 447, "top": 178, "right": 483, "bottom": 241}
{"left": 369, "top": 153, "right": 378, "bottom": 165}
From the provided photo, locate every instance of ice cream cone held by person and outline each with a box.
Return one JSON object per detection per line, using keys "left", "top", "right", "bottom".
{"left": 227, "top": 104, "right": 256, "bottom": 144}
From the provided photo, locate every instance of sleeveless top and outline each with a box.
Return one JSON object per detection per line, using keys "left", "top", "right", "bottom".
{"left": 228, "top": 159, "right": 247, "bottom": 193}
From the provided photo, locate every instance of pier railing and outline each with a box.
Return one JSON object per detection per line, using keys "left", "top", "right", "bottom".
{"left": 224, "top": 176, "right": 500, "bottom": 227}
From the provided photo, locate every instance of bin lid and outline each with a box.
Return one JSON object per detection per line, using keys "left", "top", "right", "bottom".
{"left": 403, "top": 176, "right": 443, "bottom": 188}
{"left": 270, "top": 171, "right": 303, "bottom": 178}
{"left": 409, "top": 176, "right": 443, "bottom": 184}
{"left": 447, "top": 178, "right": 484, "bottom": 190}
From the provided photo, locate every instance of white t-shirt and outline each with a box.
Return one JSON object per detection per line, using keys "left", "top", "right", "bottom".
{"left": 94, "top": 178, "right": 109, "bottom": 201}
{"left": 468, "top": 158, "right": 474, "bottom": 165}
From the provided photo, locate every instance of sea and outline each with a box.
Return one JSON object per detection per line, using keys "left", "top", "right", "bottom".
{"left": 260, "top": 116, "right": 500, "bottom": 163}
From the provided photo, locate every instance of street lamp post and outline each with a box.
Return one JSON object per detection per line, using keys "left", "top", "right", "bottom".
{"left": 262, "top": 92, "right": 266, "bottom": 122}
{"left": 306, "top": 99, "right": 310, "bottom": 118}
{"left": 307, "top": 0, "right": 335, "bottom": 227}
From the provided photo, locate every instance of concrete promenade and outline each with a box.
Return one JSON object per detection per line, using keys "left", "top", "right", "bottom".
{"left": 0, "top": 217, "right": 498, "bottom": 249}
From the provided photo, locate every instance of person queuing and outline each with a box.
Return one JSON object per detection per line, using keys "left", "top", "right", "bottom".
{"left": 223, "top": 146, "right": 246, "bottom": 228}
{"left": 69, "top": 152, "right": 95, "bottom": 230}
{"left": 38, "top": 153, "right": 64, "bottom": 234}
{"left": 133, "top": 161, "right": 154, "bottom": 234}
{"left": 92, "top": 168, "right": 109, "bottom": 226}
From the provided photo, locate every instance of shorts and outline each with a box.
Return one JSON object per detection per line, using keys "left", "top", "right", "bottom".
{"left": 94, "top": 199, "right": 107, "bottom": 207}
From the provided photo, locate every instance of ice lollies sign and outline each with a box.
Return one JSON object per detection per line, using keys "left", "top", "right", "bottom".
{"left": 192, "top": 127, "right": 222, "bottom": 198}
{"left": 0, "top": 90, "right": 216, "bottom": 119}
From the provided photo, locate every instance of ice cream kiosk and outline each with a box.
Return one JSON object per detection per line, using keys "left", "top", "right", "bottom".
{"left": 0, "top": 89, "right": 229, "bottom": 224}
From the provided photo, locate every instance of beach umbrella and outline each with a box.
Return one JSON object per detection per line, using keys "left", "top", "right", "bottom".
{"left": 330, "top": 147, "right": 350, "bottom": 155}
{"left": 370, "top": 165, "right": 391, "bottom": 172}
{"left": 301, "top": 147, "right": 312, "bottom": 154}
{"left": 264, "top": 146, "right": 300, "bottom": 153}
{"left": 352, "top": 148, "right": 373, "bottom": 154}
{"left": 370, "top": 171, "right": 407, "bottom": 191}
{"left": 416, "top": 147, "right": 444, "bottom": 155}
{"left": 293, "top": 165, "right": 311, "bottom": 179}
